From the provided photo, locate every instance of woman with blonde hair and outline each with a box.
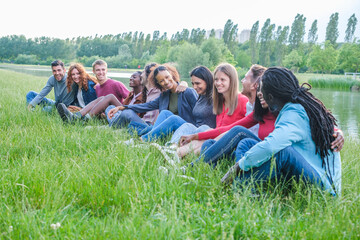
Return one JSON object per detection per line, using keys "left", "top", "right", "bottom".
{"left": 178, "top": 63, "right": 248, "bottom": 157}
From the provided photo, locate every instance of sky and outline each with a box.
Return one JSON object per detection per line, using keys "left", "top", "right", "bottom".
{"left": 1, "top": 0, "right": 360, "bottom": 43}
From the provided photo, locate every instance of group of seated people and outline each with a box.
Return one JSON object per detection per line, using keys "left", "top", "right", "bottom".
{"left": 26, "top": 59, "right": 344, "bottom": 196}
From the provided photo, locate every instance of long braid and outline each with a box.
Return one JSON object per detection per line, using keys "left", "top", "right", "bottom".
{"left": 262, "top": 67, "right": 337, "bottom": 192}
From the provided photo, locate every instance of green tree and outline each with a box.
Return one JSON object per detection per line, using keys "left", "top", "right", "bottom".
{"left": 118, "top": 44, "right": 132, "bottom": 63}
{"left": 288, "top": 14, "right": 306, "bottom": 50}
{"left": 189, "top": 28, "right": 206, "bottom": 45}
{"left": 150, "top": 31, "right": 160, "bottom": 54}
{"left": 308, "top": 41, "right": 338, "bottom": 73}
{"left": 275, "top": 26, "right": 289, "bottom": 65}
{"left": 152, "top": 41, "right": 170, "bottom": 64}
{"left": 176, "top": 42, "right": 210, "bottom": 77}
{"left": 235, "top": 50, "right": 251, "bottom": 68}
{"left": 249, "top": 21, "right": 259, "bottom": 64}
{"left": 308, "top": 20, "right": 318, "bottom": 45}
{"left": 326, "top": 12, "right": 339, "bottom": 45}
{"left": 283, "top": 50, "right": 302, "bottom": 72}
{"left": 338, "top": 41, "right": 360, "bottom": 72}
{"left": 259, "top": 19, "right": 274, "bottom": 66}
{"left": 223, "top": 19, "right": 238, "bottom": 52}
{"left": 345, "top": 14, "right": 358, "bottom": 42}
{"left": 209, "top": 29, "right": 216, "bottom": 38}
{"left": 180, "top": 29, "right": 190, "bottom": 42}
{"left": 200, "top": 38, "right": 223, "bottom": 67}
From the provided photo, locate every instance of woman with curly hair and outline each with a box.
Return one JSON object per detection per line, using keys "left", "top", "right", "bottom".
{"left": 108, "top": 64, "right": 198, "bottom": 130}
{"left": 66, "top": 63, "right": 98, "bottom": 107}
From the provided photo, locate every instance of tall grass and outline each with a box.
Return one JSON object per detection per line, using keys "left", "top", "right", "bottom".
{"left": 0, "top": 69, "right": 359, "bottom": 239}
{"left": 308, "top": 77, "right": 360, "bottom": 91}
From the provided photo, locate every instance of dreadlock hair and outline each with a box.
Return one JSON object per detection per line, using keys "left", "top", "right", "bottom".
{"left": 141, "top": 63, "right": 159, "bottom": 103}
{"left": 261, "top": 67, "right": 338, "bottom": 190}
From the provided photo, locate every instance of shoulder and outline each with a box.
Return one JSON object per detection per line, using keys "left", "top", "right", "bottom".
{"left": 237, "top": 93, "right": 249, "bottom": 103}
{"left": 182, "top": 88, "right": 198, "bottom": 98}
{"left": 277, "top": 103, "right": 309, "bottom": 124}
{"left": 88, "top": 79, "right": 96, "bottom": 87}
{"left": 47, "top": 75, "right": 57, "bottom": 84}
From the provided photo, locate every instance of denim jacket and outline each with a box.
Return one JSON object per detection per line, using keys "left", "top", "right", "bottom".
{"left": 126, "top": 88, "right": 198, "bottom": 125}
{"left": 72, "top": 80, "right": 97, "bottom": 106}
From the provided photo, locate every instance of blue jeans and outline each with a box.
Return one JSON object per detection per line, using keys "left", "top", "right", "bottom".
{"left": 169, "top": 123, "right": 210, "bottom": 144}
{"left": 106, "top": 106, "right": 146, "bottom": 128}
{"left": 141, "top": 110, "right": 186, "bottom": 142}
{"left": 234, "top": 138, "right": 322, "bottom": 188}
{"left": 196, "top": 126, "right": 260, "bottom": 166}
{"left": 26, "top": 91, "right": 55, "bottom": 112}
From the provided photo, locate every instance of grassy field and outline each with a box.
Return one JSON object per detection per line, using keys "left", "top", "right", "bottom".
{"left": 0, "top": 69, "right": 360, "bottom": 239}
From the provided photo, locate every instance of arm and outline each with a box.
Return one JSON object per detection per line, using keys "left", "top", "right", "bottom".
{"left": 116, "top": 81, "right": 130, "bottom": 101}
{"left": 238, "top": 109, "right": 306, "bottom": 171}
{"left": 198, "top": 112, "right": 257, "bottom": 140}
{"left": 127, "top": 95, "right": 160, "bottom": 113}
{"left": 176, "top": 81, "right": 189, "bottom": 93}
{"left": 28, "top": 77, "right": 55, "bottom": 106}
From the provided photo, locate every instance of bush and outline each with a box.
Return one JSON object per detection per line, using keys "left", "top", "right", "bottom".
{"left": 14, "top": 54, "right": 38, "bottom": 65}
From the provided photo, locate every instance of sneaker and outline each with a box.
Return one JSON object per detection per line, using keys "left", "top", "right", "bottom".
{"left": 57, "top": 103, "right": 72, "bottom": 122}
{"left": 120, "top": 138, "right": 135, "bottom": 146}
{"left": 150, "top": 143, "right": 180, "bottom": 166}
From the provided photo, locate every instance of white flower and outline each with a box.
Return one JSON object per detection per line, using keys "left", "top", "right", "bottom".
{"left": 56, "top": 222, "right": 61, "bottom": 228}
{"left": 51, "top": 224, "right": 56, "bottom": 229}
{"left": 9, "top": 226, "right": 13, "bottom": 232}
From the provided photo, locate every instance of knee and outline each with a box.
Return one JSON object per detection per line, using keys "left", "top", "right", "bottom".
{"left": 104, "top": 94, "right": 115, "bottom": 100}
{"left": 230, "top": 125, "right": 246, "bottom": 133}
{"left": 26, "top": 91, "right": 37, "bottom": 100}
{"left": 236, "top": 138, "right": 258, "bottom": 158}
{"left": 160, "top": 110, "right": 173, "bottom": 118}
{"left": 201, "top": 139, "right": 216, "bottom": 152}
{"left": 122, "top": 109, "right": 137, "bottom": 121}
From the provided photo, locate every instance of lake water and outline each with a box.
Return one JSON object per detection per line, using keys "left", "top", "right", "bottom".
{"left": 1, "top": 64, "right": 359, "bottom": 139}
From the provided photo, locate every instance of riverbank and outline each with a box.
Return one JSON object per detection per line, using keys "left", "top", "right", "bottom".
{"left": 0, "top": 69, "right": 359, "bottom": 238}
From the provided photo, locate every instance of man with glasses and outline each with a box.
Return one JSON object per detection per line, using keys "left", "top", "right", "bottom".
{"left": 26, "top": 60, "right": 76, "bottom": 112}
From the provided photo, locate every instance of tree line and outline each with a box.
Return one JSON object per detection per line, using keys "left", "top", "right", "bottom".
{"left": 0, "top": 12, "right": 359, "bottom": 77}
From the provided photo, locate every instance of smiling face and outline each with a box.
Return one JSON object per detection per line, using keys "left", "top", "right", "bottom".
{"left": 71, "top": 68, "right": 81, "bottom": 84}
{"left": 214, "top": 71, "right": 230, "bottom": 94}
{"left": 129, "top": 72, "right": 142, "bottom": 88}
{"left": 155, "top": 70, "right": 176, "bottom": 91}
{"left": 257, "top": 81, "right": 269, "bottom": 109}
{"left": 93, "top": 64, "right": 108, "bottom": 84}
{"left": 52, "top": 65, "right": 66, "bottom": 81}
{"left": 191, "top": 76, "right": 207, "bottom": 95}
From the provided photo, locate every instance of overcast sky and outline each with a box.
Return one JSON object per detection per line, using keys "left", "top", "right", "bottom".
{"left": 2, "top": 0, "right": 360, "bottom": 43}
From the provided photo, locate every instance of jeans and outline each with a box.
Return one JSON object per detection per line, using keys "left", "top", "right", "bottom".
{"left": 169, "top": 123, "right": 210, "bottom": 144}
{"left": 26, "top": 91, "right": 55, "bottom": 112}
{"left": 196, "top": 126, "right": 260, "bottom": 166}
{"left": 106, "top": 106, "right": 146, "bottom": 128}
{"left": 141, "top": 110, "right": 186, "bottom": 142}
{"left": 234, "top": 138, "right": 322, "bottom": 188}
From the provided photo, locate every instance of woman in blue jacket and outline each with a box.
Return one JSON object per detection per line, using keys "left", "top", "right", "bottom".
{"left": 66, "top": 63, "right": 98, "bottom": 107}
{"left": 222, "top": 67, "right": 341, "bottom": 196}
{"left": 108, "top": 64, "right": 198, "bottom": 129}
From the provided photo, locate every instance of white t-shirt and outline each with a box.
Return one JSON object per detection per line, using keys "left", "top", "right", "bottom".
{"left": 77, "top": 88, "right": 85, "bottom": 108}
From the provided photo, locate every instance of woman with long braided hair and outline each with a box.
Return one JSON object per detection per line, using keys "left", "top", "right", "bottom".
{"left": 222, "top": 67, "right": 341, "bottom": 196}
